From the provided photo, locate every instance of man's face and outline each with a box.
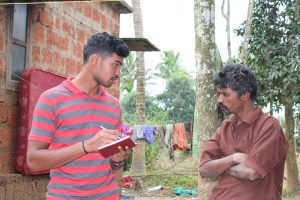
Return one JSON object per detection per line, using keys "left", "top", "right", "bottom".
{"left": 217, "top": 87, "right": 243, "bottom": 115}
{"left": 94, "top": 53, "right": 124, "bottom": 88}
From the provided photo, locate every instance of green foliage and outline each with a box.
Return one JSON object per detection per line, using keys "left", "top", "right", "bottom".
{"left": 155, "top": 50, "right": 190, "bottom": 80}
{"left": 157, "top": 76, "right": 195, "bottom": 123}
{"left": 282, "top": 185, "right": 293, "bottom": 198}
{"left": 121, "top": 91, "right": 170, "bottom": 125}
{"left": 121, "top": 49, "right": 195, "bottom": 125}
{"left": 235, "top": 0, "right": 300, "bottom": 112}
{"left": 123, "top": 140, "right": 161, "bottom": 172}
{"left": 145, "top": 139, "right": 160, "bottom": 169}
{"left": 121, "top": 52, "right": 155, "bottom": 96}
{"left": 138, "top": 174, "right": 198, "bottom": 189}
{"left": 120, "top": 50, "right": 195, "bottom": 171}
{"left": 121, "top": 52, "right": 136, "bottom": 94}
{"left": 123, "top": 149, "right": 133, "bottom": 172}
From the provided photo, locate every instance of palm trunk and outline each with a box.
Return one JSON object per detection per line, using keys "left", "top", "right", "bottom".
{"left": 130, "top": 0, "right": 146, "bottom": 177}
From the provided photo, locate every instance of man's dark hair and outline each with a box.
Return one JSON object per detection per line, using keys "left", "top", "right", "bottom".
{"left": 83, "top": 32, "right": 129, "bottom": 64}
{"left": 213, "top": 64, "right": 258, "bottom": 101}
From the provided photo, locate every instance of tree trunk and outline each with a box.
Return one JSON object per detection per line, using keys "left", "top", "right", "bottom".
{"left": 130, "top": 0, "right": 146, "bottom": 177}
{"left": 221, "top": 0, "right": 231, "bottom": 63}
{"left": 240, "top": 0, "right": 254, "bottom": 63}
{"left": 285, "top": 96, "right": 300, "bottom": 192}
{"left": 194, "top": 0, "right": 219, "bottom": 198}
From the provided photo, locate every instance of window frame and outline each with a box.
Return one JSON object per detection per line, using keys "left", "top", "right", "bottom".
{"left": 6, "top": 4, "right": 31, "bottom": 91}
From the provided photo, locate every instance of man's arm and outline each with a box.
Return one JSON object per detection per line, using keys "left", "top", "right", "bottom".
{"left": 27, "top": 140, "right": 86, "bottom": 172}
{"left": 226, "top": 163, "right": 261, "bottom": 181}
{"left": 27, "top": 129, "right": 123, "bottom": 172}
{"left": 200, "top": 152, "right": 247, "bottom": 179}
{"left": 226, "top": 118, "right": 287, "bottom": 181}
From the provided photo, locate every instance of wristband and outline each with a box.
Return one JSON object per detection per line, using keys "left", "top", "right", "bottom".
{"left": 111, "top": 160, "right": 125, "bottom": 168}
{"left": 82, "top": 141, "right": 88, "bottom": 154}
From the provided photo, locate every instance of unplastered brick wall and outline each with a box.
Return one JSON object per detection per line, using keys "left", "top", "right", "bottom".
{"left": 0, "top": 1, "right": 122, "bottom": 174}
{"left": 30, "top": 1, "right": 121, "bottom": 98}
{"left": 0, "top": 6, "right": 19, "bottom": 174}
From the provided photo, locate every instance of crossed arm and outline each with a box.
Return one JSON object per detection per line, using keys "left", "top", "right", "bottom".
{"left": 199, "top": 152, "right": 261, "bottom": 181}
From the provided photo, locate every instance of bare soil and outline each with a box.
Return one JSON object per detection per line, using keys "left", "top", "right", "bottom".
{"left": 122, "top": 188, "right": 198, "bottom": 200}
{"left": 122, "top": 149, "right": 198, "bottom": 200}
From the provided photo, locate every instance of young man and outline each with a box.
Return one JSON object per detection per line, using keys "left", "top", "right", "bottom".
{"left": 199, "top": 64, "right": 288, "bottom": 200}
{"left": 27, "top": 32, "right": 131, "bottom": 200}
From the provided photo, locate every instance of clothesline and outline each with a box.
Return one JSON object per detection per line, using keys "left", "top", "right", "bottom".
{"left": 125, "top": 120, "right": 193, "bottom": 127}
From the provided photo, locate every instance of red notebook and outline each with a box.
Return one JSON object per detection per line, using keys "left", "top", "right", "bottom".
{"left": 97, "top": 136, "right": 136, "bottom": 157}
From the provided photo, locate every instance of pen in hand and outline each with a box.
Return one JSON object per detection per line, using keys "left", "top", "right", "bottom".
{"left": 99, "top": 125, "right": 121, "bottom": 140}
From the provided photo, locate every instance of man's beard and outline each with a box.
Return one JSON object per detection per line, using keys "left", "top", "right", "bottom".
{"left": 94, "top": 76, "right": 118, "bottom": 88}
{"left": 218, "top": 103, "right": 231, "bottom": 115}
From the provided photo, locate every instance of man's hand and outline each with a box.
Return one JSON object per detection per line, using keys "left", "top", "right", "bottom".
{"left": 84, "top": 129, "right": 122, "bottom": 153}
{"left": 226, "top": 153, "right": 260, "bottom": 181}
{"left": 111, "top": 146, "right": 131, "bottom": 162}
{"left": 110, "top": 146, "right": 131, "bottom": 170}
{"left": 200, "top": 154, "right": 238, "bottom": 179}
{"left": 200, "top": 152, "right": 249, "bottom": 180}
{"left": 232, "top": 152, "right": 248, "bottom": 163}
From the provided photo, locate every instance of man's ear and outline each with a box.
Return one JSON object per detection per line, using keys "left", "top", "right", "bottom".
{"left": 241, "top": 92, "right": 251, "bottom": 101}
{"left": 88, "top": 54, "right": 100, "bottom": 65}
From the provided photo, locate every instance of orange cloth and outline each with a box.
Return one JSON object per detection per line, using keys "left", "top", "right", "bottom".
{"left": 172, "top": 123, "right": 188, "bottom": 150}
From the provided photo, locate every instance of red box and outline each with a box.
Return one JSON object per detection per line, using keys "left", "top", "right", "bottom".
{"left": 15, "top": 68, "right": 66, "bottom": 175}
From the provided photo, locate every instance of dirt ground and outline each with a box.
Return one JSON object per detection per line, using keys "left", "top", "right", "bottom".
{"left": 122, "top": 188, "right": 198, "bottom": 200}
{"left": 122, "top": 149, "right": 198, "bottom": 200}
{"left": 122, "top": 148, "right": 300, "bottom": 200}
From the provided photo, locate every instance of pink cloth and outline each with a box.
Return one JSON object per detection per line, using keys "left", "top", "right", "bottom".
{"left": 121, "top": 123, "right": 133, "bottom": 136}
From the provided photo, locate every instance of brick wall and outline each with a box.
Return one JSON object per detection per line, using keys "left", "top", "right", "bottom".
{"left": 29, "top": 1, "right": 121, "bottom": 97}
{"left": 0, "top": 3, "right": 124, "bottom": 198}
{"left": 0, "top": 6, "right": 19, "bottom": 174}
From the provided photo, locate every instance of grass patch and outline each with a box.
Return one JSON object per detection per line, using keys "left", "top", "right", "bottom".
{"left": 139, "top": 174, "right": 198, "bottom": 189}
{"left": 282, "top": 187, "right": 293, "bottom": 198}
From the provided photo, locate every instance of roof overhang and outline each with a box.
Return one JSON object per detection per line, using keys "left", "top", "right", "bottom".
{"left": 121, "top": 38, "right": 160, "bottom": 52}
{"left": 0, "top": 0, "right": 133, "bottom": 14}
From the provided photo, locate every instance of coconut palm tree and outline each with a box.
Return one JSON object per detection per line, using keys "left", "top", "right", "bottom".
{"left": 130, "top": 0, "right": 147, "bottom": 177}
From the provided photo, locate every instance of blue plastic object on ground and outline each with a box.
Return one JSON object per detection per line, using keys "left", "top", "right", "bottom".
{"left": 174, "top": 187, "right": 197, "bottom": 196}
{"left": 121, "top": 194, "right": 135, "bottom": 200}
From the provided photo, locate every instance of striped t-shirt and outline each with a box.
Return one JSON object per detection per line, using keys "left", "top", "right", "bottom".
{"left": 29, "top": 77, "right": 121, "bottom": 200}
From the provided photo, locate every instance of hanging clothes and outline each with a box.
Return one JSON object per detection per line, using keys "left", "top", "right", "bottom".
{"left": 165, "top": 124, "right": 175, "bottom": 160}
{"left": 132, "top": 125, "right": 144, "bottom": 142}
{"left": 165, "top": 124, "right": 173, "bottom": 147}
{"left": 142, "top": 125, "right": 156, "bottom": 144}
{"left": 173, "top": 123, "right": 188, "bottom": 150}
{"left": 121, "top": 123, "right": 133, "bottom": 136}
{"left": 155, "top": 125, "right": 166, "bottom": 148}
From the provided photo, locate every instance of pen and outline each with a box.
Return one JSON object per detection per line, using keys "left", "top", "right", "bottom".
{"left": 99, "top": 125, "right": 106, "bottom": 130}
{"left": 99, "top": 125, "right": 121, "bottom": 140}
